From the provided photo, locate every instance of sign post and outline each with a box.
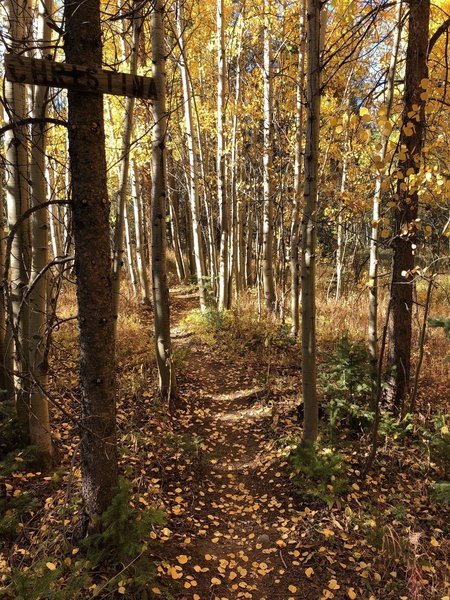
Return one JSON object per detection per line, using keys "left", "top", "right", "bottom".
{"left": 4, "top": 54, "right": 157, "bottom": 100}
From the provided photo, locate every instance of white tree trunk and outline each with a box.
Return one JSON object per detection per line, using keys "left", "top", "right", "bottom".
{"left": 111, "top": 4, "right": 142, "bottom": 327}
{"left": 28, "top": 0, "right": 54, "bottom": 466}
{"left": 132, "top": 161, "right": 151, "bottom": 305}
{"left": 262, "top": 0, "right": 276, "bottom": 313}
{"left": 3, "top": 0, "right": 31, "bottom": 433}
{"left": 124, "top": 201, "right": 138, "bottom": 297}
{"left": 290, "top": 0, "right": 307, "bottom": 336}
{"left": 217, "top": 0, "right": 229, "bottom": 310}
{"left": 176, "top": 0, "right": 207, "bottom": 310}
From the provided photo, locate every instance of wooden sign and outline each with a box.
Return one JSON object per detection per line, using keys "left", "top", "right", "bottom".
{"left": 4, "top": 54, "right": 157, "bottom": 100}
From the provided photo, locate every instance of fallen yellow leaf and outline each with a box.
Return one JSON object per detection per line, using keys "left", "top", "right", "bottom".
{"left": 347, "top": 589, "right": 357, "bottom": 599}
{"left": 46, "top": 562, "right": 57, "bottom": 571}
{"left": 305, "top": 567, "right": 314, "bottom": 578}
{"left": 177, "top": 554, "right": 189, "bottom": 564}
{"left": 328, "top": 579, "right": 340, "bottom": 590}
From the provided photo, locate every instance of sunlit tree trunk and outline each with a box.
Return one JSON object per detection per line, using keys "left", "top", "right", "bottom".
{"left": 167, "top": 162, "right": 186, "bottom": 283}
{"left": 47, "top": 162, "right": 63, "bottom": 260}
{"left": 65, "top": 0, "right": 118, "bottom": 526}
{"left": 111, "top": 3, "right": 142, "bottom": 328}
{"left": 176, "top": 0, "right": 207, "bottom": 310}
{"left": 368, "top": 0, "right": 403, "bottom": 404}
{"left": 245, "top": 201, "right": 254, "bottom": 288}
{"left": 3, "top": 0, "right": 31, "bottom": 433}
{"left": 217, "top": 0, "right": 229, "bottom": 310}
{"left": 387, "top": 0, "right": 430, "bottom": 411}
{"left": 131, "top": 162, "right": 151, "bottom": 306}
{"left": 236, "top": 195, "right": 246, "bottom": 293}
{"left": 290, "top": 0, "right": 306, "bottom": 336}
{"left": 301, "top": 0, "right": 321, "bottom": 445}
{"left": 124, "top": 201, "right": 138, "bottom": 297}
{"left": 262, "top": 0, "right": 276, "bottom": 313}
{"left": 0, "top": 101, "right": 15, "bottom": 403}
{"left": 195, "top": 129, "right": 217, "bottom": 291}
{"left": 151, "top": 0, "right": 177, "bottom": 403}
{"left": 28, "top": 0, "right": 54, "bottom": 466}
{"left": 229, "top": 10, "right": 244, "bottom": 300}
{"left": 335, "top": 81, "right": 353, "bottom": 302}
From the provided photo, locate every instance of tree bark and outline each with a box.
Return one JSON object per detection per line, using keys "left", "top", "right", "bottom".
{"left": 64, "top": 0, "right": 118, "bottom": 525}
{"left": 151, "top": 0, "right": 177, "bottom": 403}
{"left": 387, "top": 0, "right": 430, "bottom": 411}
{"left": 301, "top": 0, "right": 321, "bottom": 445}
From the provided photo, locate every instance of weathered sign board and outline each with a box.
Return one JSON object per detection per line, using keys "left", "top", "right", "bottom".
{"left": 4, "top": 54, "right": 157, "bottom": 100}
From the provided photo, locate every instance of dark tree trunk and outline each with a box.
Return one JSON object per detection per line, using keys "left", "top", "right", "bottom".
{"left": 151, "top": 0, "right": 177, "bottom": 404}
{"left": 64, "top": 0, "right": 118, "bottom": 526}
{"left": 387, "top": 0, "right": 430, "bottom": 410}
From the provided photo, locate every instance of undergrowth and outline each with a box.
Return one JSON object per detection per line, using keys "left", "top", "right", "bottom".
{"left": 182, "top": 303, "right": 296, "bottom": 359}
{"left": 288, "top": 443, "right": 348, "bottom": 508}
{"left": 1, "top": 479, "right": 166, "bottom": 600}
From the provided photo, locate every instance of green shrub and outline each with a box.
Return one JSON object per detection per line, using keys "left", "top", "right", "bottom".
{"left": 319, "top": 335, "right": 373, "bottom": 432}
{"left": 288, "top": 443, "right": 347, "bottom": 507}
{"left": 379, "top": 412, "right": 414, "bottom": 442}
{"left": 431, "top": 481, "right": 450, "bottom": 505}
{"left": 422, "top": 414, "right": 450, "bottom": 477}
{"left": 81, "top": 478, "right": 165, "bottom": 567}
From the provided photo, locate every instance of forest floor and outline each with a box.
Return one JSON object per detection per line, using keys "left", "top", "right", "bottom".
{"left": 149, "top": 289, "right": 449, "bottom": 600}
{"left": 1, "top": 283, "right": 449, "bottom": 600}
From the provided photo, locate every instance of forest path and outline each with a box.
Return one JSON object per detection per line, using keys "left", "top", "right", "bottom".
{"left": 159, "top": 291, "right": 318, "bottom": 600}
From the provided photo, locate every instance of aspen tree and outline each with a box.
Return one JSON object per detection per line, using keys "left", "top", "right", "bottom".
{"left": 217, "top": 0, "right": 229, "bottom": 310}
{"left": 151, "top": 0, "right": 177, "bottom": 403}
{"left": 176, "top": 0, "right": 207, "bottom": 310}
{"left": 3, "top": 0, "right": 31, "bottom": 432}
{"left": 262, "top": 0, "right": 276, "bottom": 313}
{"left": 112, "top": 3, "right": 143, "bottom": 325}
{"left": 124, "top": 201, "right": 139, "bottom": 298}
{"left": 28, "top": 0, "right": 54, "bottom": 466}
{"left": 290, "top": 0, "right": 307, "bottom": 336}
{"left": 167, "top": 161, "right": 186, "bottom": 283}
{"left": 335, "top": 71, "right": 354, "bottom": 302}
{"left": 229, "top": 15, "right": 243, "bottom": 301}
{"left": 131, "top": 162, "right": 151, "bottom": 305}
{"left": 0, "top": 101, "right": 15, "bottom": 403}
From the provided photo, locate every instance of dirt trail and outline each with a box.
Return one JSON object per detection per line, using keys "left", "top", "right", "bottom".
{"left": 160, "top": 292, "right": 320, "bottom": 600}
